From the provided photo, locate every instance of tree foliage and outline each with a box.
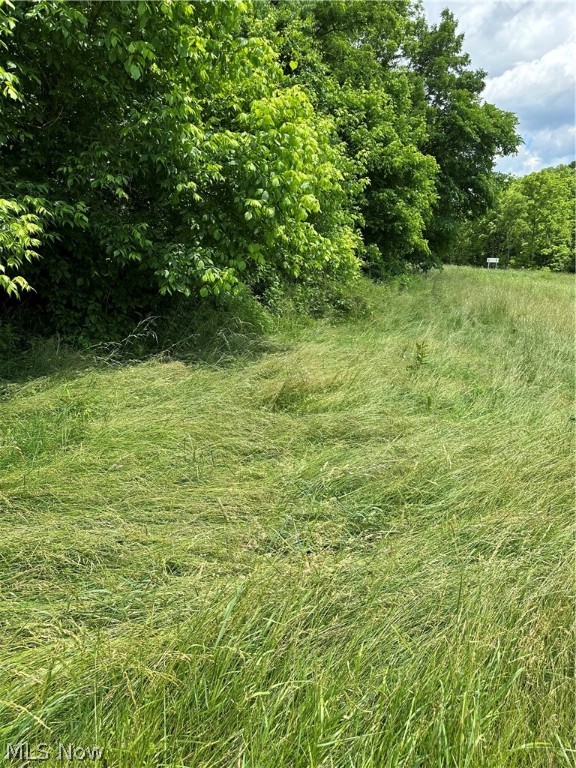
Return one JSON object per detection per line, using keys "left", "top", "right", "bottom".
{"left": 0, "top": 0, "right": 357, "bottom": 334}
{"left": 449, "top": 163, "right": 575, "bottom": 271}
{"left": 406, "top": 9, "right": 521, "bottom": 257}
{"left": 0, "top": 0, "right": 524, "bottom": 335}
{"left": 260, "top": 0, "right": 439, "bottom": 276}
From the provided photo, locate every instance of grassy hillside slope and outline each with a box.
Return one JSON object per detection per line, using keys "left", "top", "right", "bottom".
{"left": 0, "top": 267, "right": 573, "bottom": 767}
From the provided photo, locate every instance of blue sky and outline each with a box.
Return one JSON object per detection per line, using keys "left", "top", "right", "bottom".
{"left": 422, "top": 0, "right": 576, "bottom": 175}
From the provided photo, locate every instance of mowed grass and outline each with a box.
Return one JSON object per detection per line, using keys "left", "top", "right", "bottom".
{"left": 0, "top": 266, "right": 573, "bottom": 767}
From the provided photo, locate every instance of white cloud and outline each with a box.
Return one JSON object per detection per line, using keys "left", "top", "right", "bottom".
{"left": 422, "top": 1, "right": 576, "bottom": 174}
{"left": 483, "top": 37, "right": 576, "bottom": 129}
{"left": 460, "top": 2, "right": 575, "bottom": 76}
{"left": 496, "top": 126, "right": 576, "bottom": 174}
{"left": 532, "top": 125, "right": 576, "bottom": 158}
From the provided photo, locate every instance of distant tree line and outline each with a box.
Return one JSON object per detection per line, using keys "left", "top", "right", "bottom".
{"left": 0, "top": 0, "right": 521, "bottom": 337}
{"left": 448, "top": 163, "right": 575, "bottom": 272}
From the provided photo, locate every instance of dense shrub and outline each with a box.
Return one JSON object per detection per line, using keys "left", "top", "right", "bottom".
{"left": 0, "top": 0, "right": 523, "bottom": 337}
{"left": 259, "top": 1, "right": 520, "bottom": 275}
{"left": 0, "top": 0, "right": 358, "bottom": 336}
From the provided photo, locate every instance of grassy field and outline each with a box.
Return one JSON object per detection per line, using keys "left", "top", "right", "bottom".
{"left": 0, "top": 266, "right": 573, "bottom": 767}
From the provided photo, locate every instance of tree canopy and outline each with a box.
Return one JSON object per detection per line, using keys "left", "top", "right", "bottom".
{"left": 406, "top": 9, "right": 521, "bottom": 258}
{"left": 259, "top": 0, "right": 439, "bottom": 276}
{"left": 0, "top": 0, "right": 526, "bottom": 336}
{"left": 0, "top": 0, "right": 358, "bottom": 334}
{"left": 449, "top": 163, "right": 576, "bottom": 272}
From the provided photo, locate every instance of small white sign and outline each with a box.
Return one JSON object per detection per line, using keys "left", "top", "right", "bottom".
{"left": 487, "top": 257, "right": 499, "bottom": 268}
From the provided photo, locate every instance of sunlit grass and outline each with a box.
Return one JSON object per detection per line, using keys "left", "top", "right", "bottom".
{"left": 0, "top": 266, "right": 573, "bottom": 767}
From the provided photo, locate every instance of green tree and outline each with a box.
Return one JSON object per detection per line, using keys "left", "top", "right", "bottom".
{"left": 449, "top": 163, "right": 575, "bottom": 271}
{"left": 0, "top": 0, "right": 358, "bottom": 334}
{"left": 406, "top": 8, "right": 521, "bottom": 257}
{"left": 519, "top": 165, "right": 575, "bottom": 270}
{"left": 260, "top": 0, "right": 439, "bottom": 276}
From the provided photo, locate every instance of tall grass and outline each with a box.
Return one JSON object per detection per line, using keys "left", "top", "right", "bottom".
{"left": 0, "top": 266, "right": 573, "bottom": 767}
